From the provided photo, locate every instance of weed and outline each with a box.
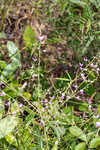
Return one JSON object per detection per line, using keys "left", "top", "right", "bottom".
{"left": 0, "top": 0, "right": 100, "bottom": 150}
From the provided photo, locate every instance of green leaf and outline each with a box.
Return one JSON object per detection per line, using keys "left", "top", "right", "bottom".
{"left": 70, "top": 0, "right": 86, "bottom": 8}
{"left": 5, "top": 133, "right": 18, "bottom": 147}
{"left": 11, "top": 101, "right": 20, "bottom": 114}
{"left": 75, "top": 142, "right": 86, "bottom": 150}
{"left": 61, "top": 1, "right": 68, "bottom": 14}
{"left": 97, "top": 104, "right": 100, "bottom": 115}
{"left": 0, "top": 32, "right": 6, "bottom": 38}
{"left": 25, "top": 113, "right": 35, "bottom": 125}
{"left": 87, "top": 131, "right": 97, "bottom": 142}
{"left": 7, "top": 41, "right": 21, "bottom": 67}
{"left": 1, "top": 62, "right": 18, "bottom": 79}
{"left": 1, "top": 41, "right": 21, "bottom": 79}
{"left": 49, "top": 124, "right": 60, "bottom": 141}
{"left": 69, "top": 126, "right": 87, "bottom": 141}
{"left": 24, "top": 25, "right": 35, "bottom": 49}
{"left": 79, "top": 103, "right": 89, "bottom": 112}
{"left": 0, "top": 115, "right": 18, "bottom": 139}
{"left": 52, "top": 141, "right": 58, "bottom": 150}
{"left": 0, "top": 60, "right": 7, "bottom": 69}
{"left": 88, "top": 70, "right": 96, "bottom": 80}
{"left": 23, "top": 92, "right": 31, "bottom": 100}
{"left": 82, "top": 36, "right": 94, "bottom": 55}
{"left": 89, "top": 137, "right": 100, "bottom": 148}
{"left": 89, "top": 0, "right": 100, "bottom": 9}
{"left": 7, "top": 41, "right": 18, "bottom": 57}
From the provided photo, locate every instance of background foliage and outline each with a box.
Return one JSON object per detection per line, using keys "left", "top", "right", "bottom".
{"left": 0, "top": 0, "right": 100, "bottom": 150}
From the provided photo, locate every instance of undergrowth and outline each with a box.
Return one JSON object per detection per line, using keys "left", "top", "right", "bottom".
{"left": 0, "top": 0, "right": 100, "bottom": 150}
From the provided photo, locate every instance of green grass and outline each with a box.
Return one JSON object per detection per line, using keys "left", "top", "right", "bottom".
{"left": 0, "top": 0, "right": 100, "bottom": 150}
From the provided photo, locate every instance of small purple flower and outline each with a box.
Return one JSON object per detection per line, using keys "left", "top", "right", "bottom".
{"left": 40, "top": 119, "right": 44, "bottom": 125}
{"left": 45, "top": 104, "right": 48, "bottom": 108}
{"left": 89, "top": 105, "right": 92, "bottom": 111}
{"left": 76, "top": 96, "right": 81, "bottom": 100}
{"left": 80, "top": 67, "right": 83, "bottom": 70}
{"left": 96, "top": 68, "right": 100, "bottom": 74}
{"left": 19, "top": 103, "right": 23, "bottom": 108}
{"left": 81, "top": 73, "right": 84, "bottom": 77}
{"left": 61, "top": 93, "right": 65, "bottom": 99}
{"left": 90, "top": 63, "right": 95, "bottom": 67}
{"left": 5, "top": 101, "right": 10, "bottom": 106}
{"left": 51, "top": 96, "right": 54, "bottom": 99}
{"left": 39, "top": 35, "right": 45, "bottom": 41}
{"left": 93, "top": 115, "right": 99, "bottom": 119}
{"left": 12, "top": 111, "right": 16, "bottom": 116}
{"left": 0, "top": 91, "right": 6, "bottom": 96}
{"left": 96, "top": 122, "right": 100, "bottom": 127}
{"left": 73, "top": 84, "right": 78, "bottom": 89}
{"left": 84, "top": 57, "right": 88, "bottom": 62}
{"left": 80, "top": 89, "right": 84, "bottom": 95}
{"left": 86, "top": 97, "right": 89, "bottom": 101}
{"left": 81, "top": 73, "right": 87, "bottom": 81}
{"left": 32, "top": 74, "right": 37, "bottom": 78}
{"left": 0, "top": 82, "right": 2, "bottom": 86}
{"left": 41, "top": 99, "right": 47, "bottom": 104}
{"left": 49, "top": 101, "right": 53, "bottom": 105}
{"left": 97, "top": 68, "right": 100, "bottom": 71}
{"left": 79, "top": 63, "right": 83, "bottom": 67}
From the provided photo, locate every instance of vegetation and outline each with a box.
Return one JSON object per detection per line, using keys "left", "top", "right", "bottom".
{"left": 0, "top": 0, "right": 100, "bottom": 149}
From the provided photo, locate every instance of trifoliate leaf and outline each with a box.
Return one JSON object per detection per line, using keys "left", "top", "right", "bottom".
{"left": 69, "top": 126, "right": 87, "bottom": 142}
{"left": 75, "top": 142, "right": 86, "bottom": 150}
{"left": 0, "top": 115, "right": 18, "bottom": 139}
{"left": 89, "top": 137, "right": 100, "bottom": 148}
